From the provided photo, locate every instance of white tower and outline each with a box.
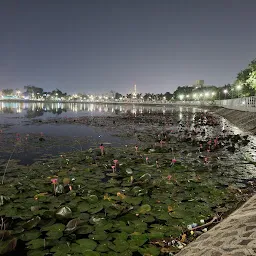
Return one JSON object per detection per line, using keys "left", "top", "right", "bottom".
{"left": 134, "top": 84, "right": 137, "bottom": 95}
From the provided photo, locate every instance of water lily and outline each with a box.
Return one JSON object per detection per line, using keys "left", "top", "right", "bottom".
{"left": 104, "top": 193, "right": 111, "bottom": 201}
{"left": 111, "top": 165, "right": 115, "bottom": 173}
{"left": 167, "top": 175, "right": 172, "bottom": 181}
{"left": 51, "top": 178, "right": 58, "bottom": 195}
{"left": 113, "top": 159, "right": 118, "bottom": 170}
{"left": 99, "top": 144, "right": 104, "bottom": 156}
{"left": 171, "top": 158, "right": 177, "bottom": 164}
{"left": 117, "top": 192, "right": 126, "bottom": 199}
{"left": 160, "top": 140, "right": 165, "bottom": 148}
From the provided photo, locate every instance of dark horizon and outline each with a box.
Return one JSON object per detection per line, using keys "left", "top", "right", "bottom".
{"left": 1, "top": 0, "right": 256, "bottom": 94}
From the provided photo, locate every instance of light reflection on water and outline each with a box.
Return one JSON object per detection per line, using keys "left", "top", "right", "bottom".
{"left": 0, "top": 102, "right": 202, "bottom": 120}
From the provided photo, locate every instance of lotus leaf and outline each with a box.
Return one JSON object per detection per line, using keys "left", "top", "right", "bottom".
{"left": 138, "top": 245, "right": 160, "bottom": 256}
{"left": 138, "top": 215, "right": 155, "bottom": 223}
{"left": 23, "top": 216, "right": 41, "bottom": 230}
{"left": 50, "top": 243, "right": 71, "bottom": 254}
{"left": 82, "top": 250, "right": 100, "bottom": 256}
{"left": 125, "top": 168, "right": 133, "bottom": 175}
{"left": 89, "top": 231, "right": 108, "bottom": 241}
{"left": 124, "top": 196, "right": 142, "bottom": 205}
{"left": 106, "top": 173, "right": 118, "bottom": 177}
{"left": 120, "top": 250, "right": 133, "bottom": 256}
{"left": 89, "top": 217, "right": 105, "bottom": 225}
{"left": 96, "top": 242, "right": 109, "bottom": 252}
{"left": 46, "top": 231, "right": 63, "bottom": 239}
{"left": 76, "top": 225, "right": 94, "bottom": 235}
{"left": 41, "top": 210, "right": 55, "bottom": 219}
{"left": 56, "top": 206, "right": 72, "bottom": 219}
{"left": 94, "top": 221, "right": 113, "bottom": 231}
{"left": 0, "top": 230, "right": 11, "bottom": 240}
{"left": 41, "top": 223, "right": 65, "bottom": 232}
{"left": 147, "top": 231, "right": 164, "bottom": 239}
{"left": 131, "top": 220, "right": 148, "bottom": 233}
{"left": 65, "top": 218, "right": 83, "bottom": 233}
{"left": 63, "top": 177, "right": 70, "bottom": 185}
{"left": 139, "top": 173, "right": 152, "bottom": 182}
{"left": 88, "top": 204, "right": 104, "bottom": 214}
{"left": 0, "top": 238, "right": 17, "bottom": 254}
{"left": 111, "top": 232, "right": 128, "bottom": 240}
{"left": 138, "top": 204, "right": 151, "bottom": 214}
{"left": 128, "top": 235, "right": 147, "bottom": 248}
{"left": 107, "top": 239, "right": 129, "bottom": 253}
{"left": 27, "top": 249, "right": 49, "bottom": 256}
{"left": 19, "top": 230, "right": 41, "bottom": 241}
{"left": 77, "top": 202, "right": 91, "bottom": 212}
{"left": 26, "top": 239, "right": 45, "bottom": 250}
{"left": 71, "top": 239, "right": 97, "bottom": 253}
{"left": 55, "top": 184, "right": 64, "bottom": 194}
{"left": 88, "top": 195, "right": 99, "bottom": 203}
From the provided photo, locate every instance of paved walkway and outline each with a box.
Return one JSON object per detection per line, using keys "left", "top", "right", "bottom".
{"left": 176, "top": 194, "right": 256, "bottom": 256}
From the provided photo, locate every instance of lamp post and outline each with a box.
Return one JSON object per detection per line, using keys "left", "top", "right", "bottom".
{"left": 223, "top": 89, "right": 228, "bottom": 99}
{"left": 236, "top": 85, "right": 242, "bottom": 98}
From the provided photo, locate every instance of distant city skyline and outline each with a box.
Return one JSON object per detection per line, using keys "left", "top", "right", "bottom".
{"left": 1, "top": 0, "right": 256, "bottom": 94}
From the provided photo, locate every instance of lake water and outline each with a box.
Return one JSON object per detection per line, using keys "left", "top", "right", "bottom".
{"left": 1, "top": 101, "right": 256, "bottom": 169}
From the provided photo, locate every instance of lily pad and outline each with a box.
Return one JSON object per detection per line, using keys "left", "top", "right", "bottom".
{"left": 56, "top": 206, "right": 72, "bottom": 219}
{"left": 71, "top": 239, "right": 97, "bottom": 253}
{"left": 22, "top": 216, "right": 41, "bottom": 230}
{"left": 0, "top": 238, "right": 17, "bottom": 254}
{"left": 138, "top": 204, "right": 151, "bottom": 214}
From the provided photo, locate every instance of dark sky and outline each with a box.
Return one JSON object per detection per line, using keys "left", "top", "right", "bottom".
{"left": 0, "top": 0, "right": 256, "bottom": 94}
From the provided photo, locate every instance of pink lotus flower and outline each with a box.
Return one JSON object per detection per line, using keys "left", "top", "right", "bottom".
{"left": 199, "top": 144, "right": 203, "bottom": 148}
{"left": 167, "top": 175, "right": 172, "bottom": 181}
{"left": 113, "top": 159, "right": 118, "bottom": 164}
{"left": 111, "top": 165, "right": 116, "bottom": 173}
{"left": 51, "top": 178, "right": 58, "bottom": 184}
{"left": 172, "top": 159, "right": 177, "bottom": 164}
{"left": 145, "top": 157, "right": 149, "bottom": 163}
{"left": 51, "top": 178, "right": 58, "bottom": 195}
{"left": 100, "top": 144, "right": 104, "bottom": 155}
{"left": 204, "top": 157, "right": 208, "bottom": 163}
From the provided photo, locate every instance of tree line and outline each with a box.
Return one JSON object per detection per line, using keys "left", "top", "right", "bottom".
{"left": 1, "top": 59, "right": 256, "bottom": 101}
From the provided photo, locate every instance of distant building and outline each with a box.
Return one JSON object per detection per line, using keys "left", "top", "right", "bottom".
{"left": 193, "top": 80, "right": 205, "bottom": 88}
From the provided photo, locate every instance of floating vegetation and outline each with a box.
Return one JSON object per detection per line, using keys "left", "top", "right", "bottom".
{"left": 0, "top": 108, "right": 256, "bottom": 255}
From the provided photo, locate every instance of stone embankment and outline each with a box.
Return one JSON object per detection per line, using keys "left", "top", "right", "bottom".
{"left": 176, "top": 194, "right": 256, "bottom": 256}
{"left": 177, "top": 106, "right": 256, "bottom": 256}
{"left": 205, "top": 107, "right": 256, "bottom": 135}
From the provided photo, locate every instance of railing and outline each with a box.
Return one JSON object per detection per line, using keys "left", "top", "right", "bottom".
{"left": 214, "top": 96, "right": 256, "bottom": 112}
{"left": 172, "top": 97, "right": 256, "bottom": 112}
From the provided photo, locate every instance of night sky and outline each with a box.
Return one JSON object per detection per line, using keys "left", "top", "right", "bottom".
{"left": 1, "top": 0, "right": 256, "bottom": 94}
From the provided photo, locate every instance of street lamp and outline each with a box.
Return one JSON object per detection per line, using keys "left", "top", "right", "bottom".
{"left": 179, "top": 94, "right": 184, "bottom": 101}
{"left": 223, "top": 89, "right": 228, "bottom": 99}
{"left": 236, "top": 85, "right": 242, "bottom": 98}
{"left": 16, "top": 90, "right": 21, "bottom": 98}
